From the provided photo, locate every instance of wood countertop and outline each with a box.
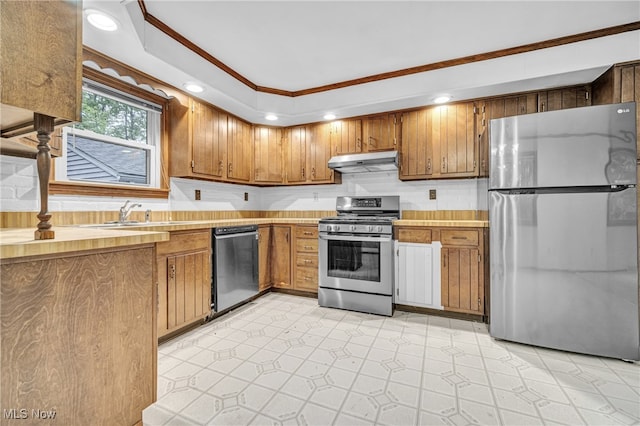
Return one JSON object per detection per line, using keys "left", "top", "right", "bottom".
{"left": 1, "top": 217, "right": 488, "bottom": 260}
{"left": 0, "top": 227, "right": 170, "bottom": 259}
{"left": 394, "top": 219, "right": 489, "bottom": 228}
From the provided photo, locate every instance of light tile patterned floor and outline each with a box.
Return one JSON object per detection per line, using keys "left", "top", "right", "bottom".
{"left": 143, "top": 293, "right": 640, "bottom": 426}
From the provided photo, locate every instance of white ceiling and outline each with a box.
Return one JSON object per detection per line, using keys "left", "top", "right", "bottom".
{"left": 83, "top": 0, "right": 640, "bottom": 126}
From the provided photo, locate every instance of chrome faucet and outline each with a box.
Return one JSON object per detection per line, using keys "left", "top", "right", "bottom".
{"left": 119, "top": 200, "right": 142, "bottom": 223}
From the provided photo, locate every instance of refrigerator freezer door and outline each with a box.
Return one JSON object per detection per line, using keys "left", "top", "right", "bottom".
{"left": 489, "top": 189, "right": 639, "bottom": 360}
{"left": 489, "top": 102, "right": 637, "bottom": 190}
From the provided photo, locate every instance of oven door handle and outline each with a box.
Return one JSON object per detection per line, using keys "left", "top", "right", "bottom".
{"left": 319, "top": 233, "right": 392, "bottom": 242}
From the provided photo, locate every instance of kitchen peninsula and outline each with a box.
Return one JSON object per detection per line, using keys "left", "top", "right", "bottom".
{"left": 0, "top": 227, "right": 168, "bottom": 425}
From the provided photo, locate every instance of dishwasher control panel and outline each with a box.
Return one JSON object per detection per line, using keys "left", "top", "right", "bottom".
{"left": 214, "top": 224, "right": 258, "bottom": 235}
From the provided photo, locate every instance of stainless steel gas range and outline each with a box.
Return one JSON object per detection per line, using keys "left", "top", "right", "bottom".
{"left": 318, "top": 196, "right": 400, "bottom": 316}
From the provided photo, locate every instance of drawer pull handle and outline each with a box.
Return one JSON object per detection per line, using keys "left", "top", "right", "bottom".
{"left": 303, "top": 232, "right": 313, "bottom": 235}
{"left": 451, "top": 236, "right": 467, "bottom": 240}
{"left": 304, "top": 259, "right": 312, "bottom": 264}
{"left": 304, "top": 246, "right": 314, "bottom": 250}
{"left": 304, "top": 277, "right": 312, "bottom": 281}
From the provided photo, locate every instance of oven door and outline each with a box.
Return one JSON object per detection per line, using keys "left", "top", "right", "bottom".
{"left": 318, "top": 232, "right": 393, "bottom": 295}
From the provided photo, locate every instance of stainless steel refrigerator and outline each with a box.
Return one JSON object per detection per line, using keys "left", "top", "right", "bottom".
{"left": 488, "top": 102, "right": 639, "bottom": 361}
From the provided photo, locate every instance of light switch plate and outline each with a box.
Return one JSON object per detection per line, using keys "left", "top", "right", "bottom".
{"left": 195, "top": 189, "right": 201, "bottom": 200}
{"left": 429, "top": 189, "right": 436, "bottom": 200}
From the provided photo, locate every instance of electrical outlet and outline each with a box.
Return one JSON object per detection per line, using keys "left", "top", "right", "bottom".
{"left": 313, "top": 192, "right": 319, "bottom": 201}
{"left": 195, "top": 189, "right": 201, "bottom": 200}
{"left": 429, "top": 189, "right": 436, "bottom": 200}
{"left": 244, "top": 192, "right": 249, "bottom": 201}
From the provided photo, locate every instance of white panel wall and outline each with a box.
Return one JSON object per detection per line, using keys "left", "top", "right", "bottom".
{"left": 0, "top": 156, "right": 481, "bottom": 213}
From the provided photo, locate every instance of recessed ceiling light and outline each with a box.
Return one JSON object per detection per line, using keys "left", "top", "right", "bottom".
{"left": 323, "top": 113, "right": 336, "bottom": 120}
{"left": 183, "top": 83, "right": 204, "bottom": 93}
{"left": 434, "top": 95, "right": 451, "bottom": 104}
{"left": 265, "top": 114, "right": 278, "bottom": 121}
{"left": 85, "top": 9, "right": 119, "bottom": 32}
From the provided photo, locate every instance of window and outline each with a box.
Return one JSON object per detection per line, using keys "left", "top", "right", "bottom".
{"left": 56, "top": 80, "right": 161, "bottom": 187}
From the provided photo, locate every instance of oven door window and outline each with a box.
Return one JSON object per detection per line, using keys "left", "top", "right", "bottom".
{"left": 327, "top": 239, "right": 380, "bottom": 282}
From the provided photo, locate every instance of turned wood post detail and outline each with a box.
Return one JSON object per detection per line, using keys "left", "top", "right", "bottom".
{"left": 34, "top": 113, "right": 55, "bottom": 240}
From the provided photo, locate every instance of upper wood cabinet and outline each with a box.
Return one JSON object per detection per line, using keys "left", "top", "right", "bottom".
{"left": 592, "top": 61, "right": 640, "bottom": 158}
{"left": 192, "top": 100, "right": 227, "bottom": 179}
{"left": 477, "top": 94, "right": 537, "bottom": 177}
{"left": 399, "top": 108, "right": 432, "bottom": 179}
{"left": 254, "top": 125, "right": 284, "bottom": 184}
{"left": 400, "top": 102, "right": 477, "bottom": 180}
{"left": 226, "top": 116, "right": 253, "bottom": 183}
{"left": 284, "top": 125, "right": 309, "bottom": 184}
{"left": 169, "top": 96, "right": 229, "bottom": 180}
{"left": 0, "top": 0, "right": 82, "bottom": 158}
{"left": 537, "top": 85, "right": 591, "bottom": 112}
{"left": 331, "top": 119, "right": 363, "bottom": 155}
{"left": 363, "top": 113, "right": 399, "bottom": 152}
{"left": 431, "top": 102, "right": 477, "bottom": 177}
{"left": 309, "top": 122, "right": 339, "bottom": 184}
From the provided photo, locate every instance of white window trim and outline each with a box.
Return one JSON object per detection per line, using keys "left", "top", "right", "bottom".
{"left": 57, "top": 126, "right": 159, "bottom": 188}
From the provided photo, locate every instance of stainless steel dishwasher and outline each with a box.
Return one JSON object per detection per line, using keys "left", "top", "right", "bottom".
{"left": 212, "top": 224, "right": 259, "bottom": 312}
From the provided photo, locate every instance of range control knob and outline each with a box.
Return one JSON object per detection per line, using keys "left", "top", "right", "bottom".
{"left": 333, "top": 225, "right": 341, "bottom": 232}
{"left": 350, "top": 225, "right": 357, "bottom": 232}
{"left": 368, "top": 225, "right": 374, "bottom": 232}
{"left": 376, "top": 225, "right": 383, "bottom": 232}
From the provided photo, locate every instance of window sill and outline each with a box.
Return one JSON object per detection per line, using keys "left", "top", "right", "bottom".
{"left": 50, "top": 181, "right": 169, "bottom": 199}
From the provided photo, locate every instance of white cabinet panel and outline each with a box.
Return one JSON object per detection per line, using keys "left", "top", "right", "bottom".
{"left": 395, "top": 241, "right": 442, "bottom": 309}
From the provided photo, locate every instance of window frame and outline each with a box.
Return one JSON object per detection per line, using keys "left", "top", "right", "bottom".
{"left": 50, "top": 64, "right": 170, "bottom": 199}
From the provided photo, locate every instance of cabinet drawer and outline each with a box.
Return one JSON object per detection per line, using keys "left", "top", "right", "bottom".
{"left": 296, "top": 253, "right": 318, "bottom": 268}
{"left": 157, "top": 230, "right": 210, "bottom": 255}
{"left": 295, "top": 238, "right": 318, "bottom": 253}
{"left": 295, "top": 226, "right": 319, "bottom": 239}
{"left": 397, "top": 228, "right": 432, "bottom": 243}
{"left": 294, "top": 267, "right": 318, "bottom": 291}
{"left": 440, "top": 229, "right": 479, "bottom": 246}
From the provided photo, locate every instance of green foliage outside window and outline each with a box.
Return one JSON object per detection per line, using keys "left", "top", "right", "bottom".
{"left": 75, "top": 91, "right": 148, "bottom": 143}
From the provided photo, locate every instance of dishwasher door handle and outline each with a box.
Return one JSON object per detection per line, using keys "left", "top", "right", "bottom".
{"left": 214, "top": 231, "right": 258, "bottom": 240}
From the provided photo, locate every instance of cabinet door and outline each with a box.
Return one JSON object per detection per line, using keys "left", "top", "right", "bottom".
{"left": 441, "top": 247, "right": 482, "bottom": 314}
{"left": 167, "top": 250, "right": 210, "bottom": 330}
{"left": 478, "top": 94, "right": 537, "bottom": 177}
{"left": 308, "top": 122, "right": 335, "bottom": 183}
{"left": 285, "top": 126, "right": 308, "bottom": 183}
{"left": 363, "top": 113, "right": 398, "bottom": 152}
{"left": 227, "top": 116, "right": 252, "bottom": 182}
{"left": 271, "top": 225, "right": 292, "bottom": 288}
{"left": 619, "top": 64, "right": 640, "bottom": 158}
{"left": 192, "top": 100, "right": 227, "bottom": 178}
{"left": 254, "top": 125, "right": 284, "bottom": 184}
{"left": 258, "top": 226, "right": 272, "bottom": 291}
{"left": 430, "top": 102, "right": 477, "bottom": 177}
{"left": 331, "top": 119, "right": 362, "bottom": 155}
{"left": 397, "top": 242, "right": 440, "bottom": 308}
{"left": 399, "top": 109, "right": 432, "bottom": 179}
{"left": 538, "top": 86, "right": 591, "bottom": 112}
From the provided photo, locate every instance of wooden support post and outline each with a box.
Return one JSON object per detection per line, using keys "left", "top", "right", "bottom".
{"left": 34, "top": 113, "right": 55, "bottom": 240}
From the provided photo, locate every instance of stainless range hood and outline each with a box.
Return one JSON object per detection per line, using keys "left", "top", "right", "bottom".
{"left": 328, "top": 151, "right": 398, "bottom": 173}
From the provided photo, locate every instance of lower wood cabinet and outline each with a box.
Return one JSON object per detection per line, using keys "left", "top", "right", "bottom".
{"left": 271, "top": 225, "right": 292, "bottom": 288}
{"left": 440, "top": 228, "right": 485, "bottom": 315}
{"left": 1, "top": 245, "right": 157, "bottom": 426}
{"left": 293, "top": 225, "right": 319, "bottom": 292}
{"left": 157, "top": 229, "right": 211, "bottom": 338}
{"left": 394, "top": 226, "right": 487, "bottom": 317}
{"left": 258, "top": 225, "right": 272, "bottom": 291}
